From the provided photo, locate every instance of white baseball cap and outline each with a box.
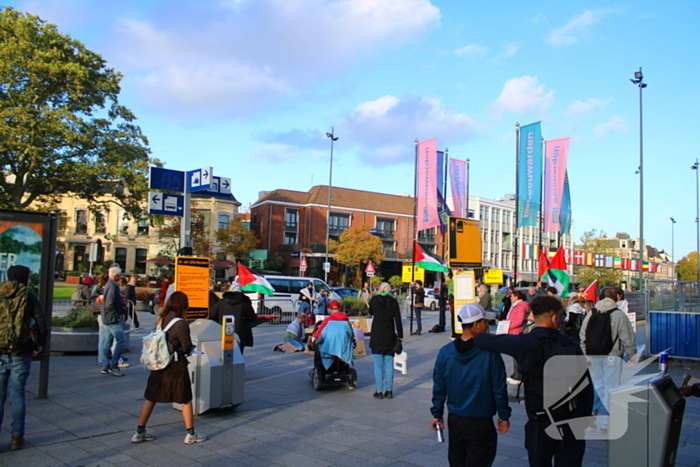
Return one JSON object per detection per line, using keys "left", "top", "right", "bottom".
{"left": 457, "top": 303, "right": 496, "bottom": 324}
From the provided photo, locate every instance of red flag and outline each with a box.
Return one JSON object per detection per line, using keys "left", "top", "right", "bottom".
{"left": 538, "top": 250, "right": 550, "bottom": 280}
{"left": 549, "top": 246, "right": 567, "bottom": 270}
{"left": 583, "top": 280, "right": 599, "bottom": 304}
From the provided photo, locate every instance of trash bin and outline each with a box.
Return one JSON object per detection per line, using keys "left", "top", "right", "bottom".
{"left": 608, "top": 373, "right": 686, "bottom": 467}
{"left": 174, "top": 317, "right": 244, "bottom": 415}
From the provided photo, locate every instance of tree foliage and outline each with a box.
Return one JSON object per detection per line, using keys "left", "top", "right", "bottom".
{"left": 0, "top": 8, "right": 156, "bottom": 216}
{"left": 573, "top": 229, "right": 623, "bottom": 288}
{"left": 676, "top": 252, "right": 697, "bottom": 281}
{"left": 158, "top": 209, "right": 210, "bottom": 258}
{"left": 214, "top": 218, "right": 258, "bottom": 260}
{"left": 329, "top": 225, "right": 384, "bottom": 283}
{"left": 264, "top": 253, "right": 285, "bottom": 273}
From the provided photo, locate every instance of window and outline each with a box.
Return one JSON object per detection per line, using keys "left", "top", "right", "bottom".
{"left": 376, "top": 218, "right": 395, "bottom": 236}
{"left": 58, "top": 210, "right": 68, "bottom": 234}
{"left": 75, "top": 209, "right": 88, "bottom": 234}
{"left": 94, "top": 210, "right": 107, "bottom": 234}
{"left": 468, "top": 209, "right": 475, "bottom": 219}
{"left": 383, "top": 241, "right": 395, "bottom": 254}
{"left": 285, "top": 233, "right": 297, "bottom": 244}
{"left": 137, "top": 219, "right": 149, "bottom": 236}
{"left": 494, "top": 211, "right": 500, "bottom": 223}
{"left": 115, "top": 248, "right": 127, "bottom": 272}
{"left": 218, "top": 214, "right": 230, "bottom": 230}
{"left": 118, "top": 210, "right": 129, "bottom": 236}
{"left": 252, "top": 212, "right": 258, "bottom": 230}
{"left": 329, "top": 213, "right": 350, "bottom": 236}
{"left": 418, "top": 227, "right": 436, "bottom": 242}
{"left": 135, "top": 249, "right": 148, "bottom": 272}
{"left": 285, "top": 209, "right": 298, "bottom": 230}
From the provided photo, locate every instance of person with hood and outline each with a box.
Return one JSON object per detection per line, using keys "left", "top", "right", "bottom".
{"left": 579, "top": 287, "right": 636, "bottom": 433}
{"left": 0, "top": 265, "right": 47, "bottom": 451}
{"left": 73, "top": 277, "right": 92, "bottom": 306}
{"left": 298, "top": 282, "right": 319, "bottom": 314}
{"left": 431, "top": 303, "right": 510, "bottom": 467}
{"left": 564, "top": 292, "right": 586, "bottom": 342}
{"left": 208, "top": 282, "right": 257, "bottom": 354}
{"left": 369, "top": 282, "right": 403, "bottom": 399}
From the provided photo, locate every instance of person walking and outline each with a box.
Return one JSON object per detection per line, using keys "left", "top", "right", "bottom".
{"left": 369, "top": 282, "right": 403, "bottom": 399}
{"left": 358, "top": 282, "right": 372, "bottom": 308}
{"left": 431, "top": 303, "right": 511, "bottom": 467}
{"left": 100, "top": 267, "right": 126, "bottom": 377}
{"left": 208, "top": 282, "right": 257, "bottom": 354}
{"left": 564, "top": 292, "right": 586, "bottom": 342}
{"left": 0, "top": 266, "right": 48, "bottom": 451}
{"left": 411, "top": 280, "right": 425, "bottom": 335}
{"left": 132, "top": 292, "right": 207, "bottom": 444}
{"left": 125, "top": 276, "right": 140, "bottom": 330}
{"left": 504, "top": 289, "right": 529, "bottom": 384}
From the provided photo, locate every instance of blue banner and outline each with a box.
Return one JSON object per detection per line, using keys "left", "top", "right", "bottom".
{"left": 517, "top": 122, "right": 542, "bottom": 227}
{"left": 559, "top": 172, "right": 572, "bottom": 235}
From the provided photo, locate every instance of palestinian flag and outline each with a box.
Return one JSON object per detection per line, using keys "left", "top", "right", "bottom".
{"left": 413, "top": 241, "right": 449, "bottom": 273}
{"left": 538, "top": 250, "right": 550, "bottom": 282}
{"left": 237, "top": 263, "right": 275, "bottom": 296}
{"left": 583, "top": 280, "right": 598, "bottom": 304}
{"left": 543, "top": 246, "right": 570, "bottom": 298}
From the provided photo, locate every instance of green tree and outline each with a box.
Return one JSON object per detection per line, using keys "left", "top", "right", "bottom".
{"left": 0, "top": 8, "right": 156, "bottom": 216}
{"left": 389, "top": 275, "right": 403, "bottom": 290}
{"left": 676, "top": 252, "right": 697, "bottom": 281}
{"left": 264, "top": 253, "right": 285, "bottom": 273}
{"left": 157, "top": 209, "right": 210, "bottom": 258}
{"left": 329, "top": 225, "right": 384, "bottom": 284}
{"left": 573, "top": 229, "right": 623, "bottom": 288}
{"left": 214, "top": 218, "right": 258, "bottom": 261}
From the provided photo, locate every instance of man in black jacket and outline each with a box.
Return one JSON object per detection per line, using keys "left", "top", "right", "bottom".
{"left": 209, "top": 282, "right": 257, "bottom": 354}
{"left": 474, "top": 295, "right": 594, "bottom": 467}
{"left": 100, "top": 267, "right": 126, "bottom": 377}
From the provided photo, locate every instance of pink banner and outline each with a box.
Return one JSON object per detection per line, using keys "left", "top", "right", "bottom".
{"left": 417, "top": 138, "right": 440, "bottom": 231}
{"left": 448, "top": 158, "right": 467, "bottom": 218}
{"left": 544, "top": 138, "right": 570, "bottom": 232}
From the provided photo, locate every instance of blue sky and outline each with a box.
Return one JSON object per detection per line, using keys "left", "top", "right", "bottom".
{"left": 9, "top": 0, "right": 700, "bottom": 261}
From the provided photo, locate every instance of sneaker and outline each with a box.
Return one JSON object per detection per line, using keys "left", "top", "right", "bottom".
{"left": 118, "top": 361, "right": 131, "bottom": 368}
{"left": 384, "top": 391, "right": 393, "bottom": 399}
{"left": 121, "top": 356, "right": 129, "bottom": 362}
{"left": 132, "top": 430, "right": 156, "bottom": 443}
{"left": 108, "top": 368, "right": 124, "bottom": 377}
{"left": 184, "top": 430, "right": 207, "bottom": 444}
{"left": 100, "top": 368, "right": 109, "bottom": 375}
{"left": 506, "top": 377, "right": 521, "bottom": 385}
{"left": 373, "top": 392, "right": 384, "bottom": 400}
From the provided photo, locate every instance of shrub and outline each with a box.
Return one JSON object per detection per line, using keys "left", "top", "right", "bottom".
{"left": 342, "top": 297, "right": 368, "bottom": 316}
{"left": 135, "top": 288, "right": 156, "bottom": 302}
{"left": 52, "top": 305, "right": 98, "bottom": 328}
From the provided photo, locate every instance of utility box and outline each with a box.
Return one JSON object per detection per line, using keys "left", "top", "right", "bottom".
{"left": 174, "top": 318, "right": 245, "bottom": 415}
{"left": 608, "top": 374, "right": 685, "bottom": 467}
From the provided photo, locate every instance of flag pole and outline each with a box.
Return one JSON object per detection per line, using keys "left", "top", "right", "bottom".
{"left": 514, "top": 123, "right": 520, "bottom": 287}
{"left": 539, "top": 137, "right": 546, "bottom": 288}
{"left": 411, "top": 138, "right": 419, "bottom": 335}
{"left": 442, "top": 148, "right": 449, "bottom": 262}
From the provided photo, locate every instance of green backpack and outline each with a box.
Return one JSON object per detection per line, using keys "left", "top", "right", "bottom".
{"left": 0, "top": 281, "right": 29, "bottom": 352}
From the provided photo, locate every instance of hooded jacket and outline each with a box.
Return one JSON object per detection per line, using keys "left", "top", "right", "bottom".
{"left": 579, "top": 297, "right": 637, "bottom": 358}
{"left": 431, "top": 338, "right": 511, "bottom": 421}
{"left": 74, "top": 283, "right": 91, "bottom": 302}
{"left": 369, "top": 294, "right": 403, "bottom": 351}
{"left": 209, "top": 291, "right": 257, "bottom": 348}
{"left": 0, "top": 282, "right": 47, "bottom": 355}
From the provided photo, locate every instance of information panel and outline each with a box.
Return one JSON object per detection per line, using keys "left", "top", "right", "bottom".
{"left": 175, "top": 256, "right": 210, "bottom": 319}
{"left": 452, "top": 270, "right": 476, "bottom": 335}
{"left": 447, "top": 217, "right": 482, "bottom": 268}
{"left": 401, "top": 264, "right": 425, "bottom": 283}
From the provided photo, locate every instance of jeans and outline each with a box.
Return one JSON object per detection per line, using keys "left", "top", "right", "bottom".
{"left": 589, "top": 356, "right": 622, "bottom": 429}
{"left": 373, "top": 353, "right": 394, "bottom": 392}
{"left": 283, "top": 339, "right": 305, "bottom": 351}
{"left": 447, "top": 414, "right": 496, "bottom": 467}
{"left": 414, "top": 306, "right": 423, "bottom": 333}
{"left": 298, "top": 301, "right": 311, "bottom": 314}
{"left": 0, "top": 353, "right": 32, "bottom": 436}
{"left": 100, "top": 318, "right": 125, "bottom": 370}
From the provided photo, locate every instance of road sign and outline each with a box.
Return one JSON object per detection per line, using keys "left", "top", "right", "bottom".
{"left": 324, "top": 262, "right": 331, "bottom": 272}
{"left": 148, "top": 191, "right": 184, "bottom": 216}
{"left": 187, "top": 167, "right": 213, "bottom": 192}
{"left": 365, "top": 261, "right": 375, "bottom": 274}
{"left": 300, "top": 257, "right": 308, "bottom": 269}
{"left": 401, "top": 264, "right": 425, "bottom": 283}
{"left": 447, "top": 217, "right": 482, "bottom": 268}
{"left": 207, "top": 176, "right": 232, "bottom": 195}
{"left": 290, "top": 252, "right": 300, "bottom": 258}
{"left": 369, "top": 229, "right": 378, "bottom": 234}
{"left": 149, "top": 167, "right": 184, "bottom": 192}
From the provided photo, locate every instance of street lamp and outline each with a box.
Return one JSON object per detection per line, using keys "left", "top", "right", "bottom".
{"left": 692, "top": 160, "right": 700, "bottom": 281}
{"left": 670, "top": 217, "right": 676, "bottom": 279}
{"left": 324, "top": 128, "right": 338, "bottom": 283}
{"left": 631, "top": 67, "right": 647, "bottom": 291}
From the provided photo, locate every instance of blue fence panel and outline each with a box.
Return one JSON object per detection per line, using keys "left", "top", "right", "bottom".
{"left": 650, "top": 311, "right": 700, "bottom": 359}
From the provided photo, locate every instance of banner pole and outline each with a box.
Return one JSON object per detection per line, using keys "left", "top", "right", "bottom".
{"left": 514, "top": 123, "right": 520, "bottom": 286}
{"left": 539, "top": 138, "right": 546, "bottom": 287}
{"left": 411, "top": 139, "right": 419, "bottom": 335}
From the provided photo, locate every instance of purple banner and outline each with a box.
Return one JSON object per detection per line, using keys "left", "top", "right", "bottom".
{"left": 449, "top": 158, "right": 466, "bottom": 218}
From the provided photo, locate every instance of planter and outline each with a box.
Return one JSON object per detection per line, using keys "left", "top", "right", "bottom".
{"left": 65, "top": 276, "right": 81, "bottom": 285}
{"left": 51, "top": 325, "right": 132, "bottom": 353}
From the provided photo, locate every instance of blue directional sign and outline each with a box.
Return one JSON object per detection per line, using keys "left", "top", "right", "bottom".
{"left": 187, "top": 167, "right": 213, "bottom": 192}
{"left": 149, "top": 167, "right": 185, "bottom": 192}
{"left": 207, "top": 176, "right": 232, "bottom": 195}
{"left": 148, "top": 191, "right": 184, "bottom": 216}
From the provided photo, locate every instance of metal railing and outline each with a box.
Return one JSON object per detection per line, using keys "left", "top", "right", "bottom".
{"left": 647, "top": 280, "right": 700, "bottom": 311}
{"left": 251, "top": 298, "right": 299, "bottom": 326}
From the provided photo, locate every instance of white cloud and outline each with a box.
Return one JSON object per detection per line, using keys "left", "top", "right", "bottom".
{"left": 502, "top": 42, "right": 521, "bottom": 57}
{"left": 252, "top": 143, "right": 325, "bottom": 162}
{"left": 593, "top": 116, "right": 626, "bottom": 138}
{"left": 493, "top": 76, "right": 554, "bottom": 114}
{"left": 455, "top": 44, "right": 488, "bottom": 57}
{"left": 548, "top": 9, "right": 612, "bottom": 46}
{"left": 566, "top": 97, "right": 610, "bottom": 116}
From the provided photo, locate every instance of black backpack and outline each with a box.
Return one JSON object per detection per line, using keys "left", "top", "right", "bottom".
{"left": 585, "top": 308, "right": 618, "bottom": 356}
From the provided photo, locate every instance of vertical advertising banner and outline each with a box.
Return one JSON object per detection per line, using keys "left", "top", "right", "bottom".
{"left": 449, "top": 158, "right": 467, "bottom": 218}
{"left": 559, "top": 171, "right": 572, "bottom": 235}
{"left": 544, "top": 138, "right": 570, "bottom": 232}
{"left": 417, "top": 138, "right": 440, "bottom": 231}
{"left": 517, "top": 122, "right": 542, "bottom": 227}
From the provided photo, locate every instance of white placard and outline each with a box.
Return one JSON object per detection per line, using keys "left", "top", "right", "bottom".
{"left": 454, "top": 274, "right": 475, "bottom": 301}
{"left": 496, "top": 320, "right": 511, "bottom": 335}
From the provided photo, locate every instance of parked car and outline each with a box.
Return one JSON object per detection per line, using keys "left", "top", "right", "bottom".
{"left": 245, "top": 275, "right": 335, "bottom": 323}
{"left": 332, "top": 287, "right": 359, "bottom": 299}
{"left": 405, "top": 288, "right": 440, "bottom": 310}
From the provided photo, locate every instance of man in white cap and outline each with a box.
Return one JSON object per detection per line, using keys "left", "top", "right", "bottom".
{"left": 430, "top": 303, "right": 511, "bottom": 467}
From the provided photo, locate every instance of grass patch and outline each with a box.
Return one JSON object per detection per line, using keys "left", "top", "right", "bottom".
{"left": 53, "top": 285, "right": 76, "bottom": 300}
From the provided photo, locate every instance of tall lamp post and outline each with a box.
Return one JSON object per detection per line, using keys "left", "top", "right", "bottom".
{"left": 692, "top": 160, "right": 700, "bottom": 282}
{"left": 324, "top": 128, "right": 338, "bottom": 283}
{"left": 670, "top": 217, "right": 676, "bottom": 278}
{"left": 631, "top": 68, "right": 647, "bottom": 291}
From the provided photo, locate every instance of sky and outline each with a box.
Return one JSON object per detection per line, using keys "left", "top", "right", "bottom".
{"left": 7, "top": 0, "right": 700, "bottom": 261}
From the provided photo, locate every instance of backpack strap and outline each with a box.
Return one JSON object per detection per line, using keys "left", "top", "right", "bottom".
{"left": 162, "top": 317, "right": 183, "bottom": 333}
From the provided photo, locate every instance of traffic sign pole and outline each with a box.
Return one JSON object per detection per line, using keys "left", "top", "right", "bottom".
{"left": 180, "top": 174, "right": 191, "bottom": 252}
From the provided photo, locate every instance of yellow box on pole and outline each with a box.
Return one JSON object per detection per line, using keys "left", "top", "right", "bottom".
{"left": 447, "top": 217, "right": 482, "bottom": 269}
{"left": 483, "top": 269, "right": 504, "bottom": 285}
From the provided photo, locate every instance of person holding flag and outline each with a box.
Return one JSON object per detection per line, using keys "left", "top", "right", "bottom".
{"left": 412, "top": 242, "right": 449, "bottom": 335}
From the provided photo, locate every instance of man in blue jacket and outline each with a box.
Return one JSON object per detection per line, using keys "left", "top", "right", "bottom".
{"left": 431, "top": 303, "right": 511, "bottom": 467}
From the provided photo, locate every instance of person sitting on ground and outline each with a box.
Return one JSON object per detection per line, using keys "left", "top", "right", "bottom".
{"left": 274, "top": 313, "right": 307, "bottom": 352}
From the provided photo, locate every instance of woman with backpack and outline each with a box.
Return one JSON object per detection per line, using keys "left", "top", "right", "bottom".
{"left": 132, "top": 292, "right": 207, "bottom": 445}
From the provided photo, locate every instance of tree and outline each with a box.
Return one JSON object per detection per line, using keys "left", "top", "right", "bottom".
{"left": 264, "top": 253, "right": 285, "bottom": 273}
{"left": 214, "top": 218, "right": 258, "bottom": 261}
{"left": 329, "top": 225, "right": 384, "bottom": 284}
{"left": 389, "top": 275, "right": 403, "bottom": 290}
{"left": 574, "top": 229, "right": 623, "bottom": 288}
{"left": 157, "top": 209, "right": 210, "bottom": 258}
{"left": 676, "top": 252, "right": 697, "bottom": 281}
{"left": 0, "top": 8, "right": 155, "bottom": 217}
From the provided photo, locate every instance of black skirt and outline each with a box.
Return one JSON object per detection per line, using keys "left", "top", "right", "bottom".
{"left": 144, "top": 353, "right": 192, "bottom": 404}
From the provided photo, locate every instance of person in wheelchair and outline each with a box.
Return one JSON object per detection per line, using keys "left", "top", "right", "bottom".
{"left": 309, "top": 300, "right": 356, "bottom": 390}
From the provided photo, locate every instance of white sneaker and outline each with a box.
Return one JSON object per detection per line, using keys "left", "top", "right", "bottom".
{"left": 184, "top": 430, "right": 207, "bottom": 444}
{"left": 506, "top": 377, "right": 521, "bottom": 385}
{"left": 132, "top": 430, "right": 156, "bottom": 443}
